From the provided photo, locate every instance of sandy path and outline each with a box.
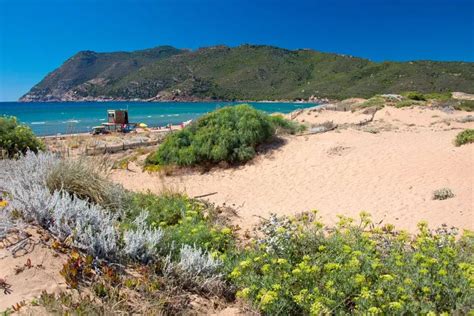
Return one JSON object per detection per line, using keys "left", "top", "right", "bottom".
{"left": 112, "top": 107, "right": 474, "bottom": 233}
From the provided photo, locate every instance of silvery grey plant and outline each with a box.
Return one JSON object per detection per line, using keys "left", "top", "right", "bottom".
{"left": 0, "top": 212, "right": 15, "bottom": 241}
{"left": 163, "top": 244, "right": 224, "bottom": 294}
{"left": 177, "top": 244, "right": 222, "bottom": 278}
{"left": 0, "top": 152, "right": 141, "bottom": 261}
{"left": 0, "top": 151, "right": 225, "bottom": 284}
{"left": 257, "top": 213, "right": 297, "bottom": 253}
{"left": 123, "top": 211, "right": 163, "bottom": 263}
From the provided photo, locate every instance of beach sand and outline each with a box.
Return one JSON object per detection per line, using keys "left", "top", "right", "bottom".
{"left": 111, "top": 106, "right": 474, "bottom": 233}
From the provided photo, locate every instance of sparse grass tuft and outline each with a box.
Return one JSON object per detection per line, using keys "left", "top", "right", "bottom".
{"left": 454, "top": 129, "right": 474, "bottom": 146}
{"left": 46, "top": 158, "right": 128, "bottom": 210}
{"left": 432, "top": 188, "right": 455, "bottom": 200}
{"left": 269, "top": 115, "right": 306, "bottom": 134}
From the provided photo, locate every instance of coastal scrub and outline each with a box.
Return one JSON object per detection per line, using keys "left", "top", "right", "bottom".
{"left": 229, "top": 212, "right": 474, "bottom": 314}
{"left": 0, "top": 116, "right": 44, "bottom": 158}
{"left": 454, "top": 129, "right": 474, "bottom": 146}
{"left": 146, "top": 104, "right": 301, "bottom": 167}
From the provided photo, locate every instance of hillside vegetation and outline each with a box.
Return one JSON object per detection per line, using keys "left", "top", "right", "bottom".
{"left": 20, "top": 45, "right": 474, "bottom": 101}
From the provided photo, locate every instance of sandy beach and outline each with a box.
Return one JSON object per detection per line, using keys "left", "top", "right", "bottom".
{"left": 112, "top": 106, "right": 474, "bottom": 233}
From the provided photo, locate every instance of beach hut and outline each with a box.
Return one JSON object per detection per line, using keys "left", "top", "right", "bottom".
{"left": 107, "top": 110, "right": 129, "bottom": 125}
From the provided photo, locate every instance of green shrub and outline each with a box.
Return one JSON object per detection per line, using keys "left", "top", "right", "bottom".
{"left": 395, "top": 99, "right": 419, "bottom": 108}
{"left": 229, "top": 212, "right": 474, "bottom": 315}
{"left": 146, "top": 104, "right": 294, "bottom": 167}
{"left": 454, "top": 129, "right": 474, "bottom": 146}
{"left": 359, "top": 96, "right": 385, "bottom": 109}
{"left": 454, "top": 100, "right": 474, "bottom": 112}
{"left": 124, "top": 191, "right": 235, "bottom": 258}
{"left": 403, "top": 91, "right": 427, "bottom": 101}
{"left": 0, "top": 116, "right": 44, "bottom": 157}
{"left": 125, "top": 191, "right": 193, "bottom": 227}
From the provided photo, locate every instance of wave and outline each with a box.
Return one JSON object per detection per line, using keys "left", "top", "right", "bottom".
{"left": 63, "top": 119, "right": 80, "bottom": 123}
{"left": 167, "top": 114, "right": 180, "bottom": 117}
{"left": 31, "top": 121, "right": 46, "bottom": 125}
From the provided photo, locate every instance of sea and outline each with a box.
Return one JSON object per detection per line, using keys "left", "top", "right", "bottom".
{"left": 0, "top": 101, "right": 318, "bottom": 136}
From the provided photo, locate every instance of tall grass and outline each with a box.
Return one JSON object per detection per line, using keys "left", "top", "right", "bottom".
{"left": 46, "top": 158, "right": 128, "bottom": 211}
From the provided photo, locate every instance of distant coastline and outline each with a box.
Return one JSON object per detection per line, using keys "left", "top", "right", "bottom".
{"left": 18, "top": 96, "right": 329, "bottom": 104}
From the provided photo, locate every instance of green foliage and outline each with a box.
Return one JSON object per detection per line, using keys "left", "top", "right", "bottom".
{"left": 125, "top": 191, "right": 191, "bottom": 227}
{"left": 124, "top": 191, "right": 235, "bottom": 257}
{"left": 395, "top": 99, "right": 422, "bottom": 108}
{"left": 229, "top": 212, "right": 474, "bottom": 315}
{"left": 269, "top": 115, "right": 306, "bottom": 134}
{"left": 146, "top": 104, "right": 279, "bottom": 166}
{"left": 455, "top": 100, "right": 474, "bottom": 112}
{"left": 424, "top": 92, "right": 452, "bottom": 100}
{"left": 359, "top": 96, "right": 386, "bottom": 109}
{"left": 454, "top": 129, "right": 474, "bottom": 146}
{"left": 403, "top": 91, "right": 427, "bottom": 101}
{"left": 22, "top": 45, "right": 474, "bottom": 101}
{"left": 0, "top": 116, "right": 44, "bottom": 157}
{"left": 402, "top": 91, "right": 452, "bottom": 103}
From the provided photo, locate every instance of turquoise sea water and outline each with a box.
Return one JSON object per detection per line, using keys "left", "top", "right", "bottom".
{"left": 0, "top": 101, "right": 318, "bottom": 136}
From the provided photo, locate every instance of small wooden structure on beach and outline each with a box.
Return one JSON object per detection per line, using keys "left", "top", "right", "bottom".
{"left": 92, "top": 109, "right": 137, "bottom": 134}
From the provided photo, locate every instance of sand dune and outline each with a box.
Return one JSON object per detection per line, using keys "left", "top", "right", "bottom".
{"left": 112, "top": 106, "right": 474, "bottom": 233}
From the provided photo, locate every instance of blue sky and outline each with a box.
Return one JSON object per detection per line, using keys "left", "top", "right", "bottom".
{"left": 0, "top": 0, "right": 473, "bottom": 101}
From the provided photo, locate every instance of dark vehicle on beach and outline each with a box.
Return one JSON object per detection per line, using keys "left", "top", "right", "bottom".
{"left": 91, "top": 126, "right": 110, "bottom": 135}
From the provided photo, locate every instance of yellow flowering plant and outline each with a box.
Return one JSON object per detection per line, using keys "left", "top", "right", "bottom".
{"left": 228, "top": 213, "right": 474, "bottom": 315}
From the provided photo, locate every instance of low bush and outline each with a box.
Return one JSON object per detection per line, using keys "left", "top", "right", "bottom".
{"left": 403, "top": 91, "right": 427, "bottom": 101}
{"left": 146, "top": 104, "right": 300, "bottom": 167}
{"left": 424, "top": 92, "right": 452, "bottom": 101}
{"left": 432, "top": 188, "right": 455, "bottom": 200}
{"left": 124, "top": 191, "right": 235, "bottom": 258}
{"left": 454, "top": 129, "right": 474, "bottom": 146}
{"left": 455, "top": 100, "right": 474, "bottom": 112}
{"left": 359, "top": 96, "right": 385, "bottom": 109}
{"left": 229, "top": 212, "right": 474, "bottom": 315}
{"left": 0, "top": 116, "right": 44, "bottom": 158}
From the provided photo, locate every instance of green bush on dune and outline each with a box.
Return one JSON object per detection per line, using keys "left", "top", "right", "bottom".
{"left": 146, "top": 104, "right": 303, "bottom": 167}
{"left": 0, "top": 116, "right": 44, "bottom": 158}
{"left": 455, "top": 129, "right": 474, "bottom": 146}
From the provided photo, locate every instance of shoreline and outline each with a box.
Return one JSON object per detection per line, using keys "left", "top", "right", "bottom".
{"left": 13, "top": 99, "right": 326, "bottom": 104}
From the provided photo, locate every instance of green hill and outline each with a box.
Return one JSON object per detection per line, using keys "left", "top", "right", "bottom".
{"left": 20, "top": 44, "right": 474, "bottom": 102}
